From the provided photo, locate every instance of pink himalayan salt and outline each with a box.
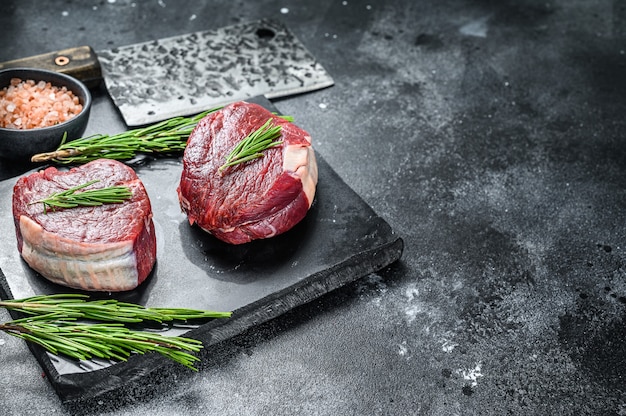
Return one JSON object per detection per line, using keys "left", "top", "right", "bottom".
{"left": 0, "top": 77, "right": 83, "bottom": 130}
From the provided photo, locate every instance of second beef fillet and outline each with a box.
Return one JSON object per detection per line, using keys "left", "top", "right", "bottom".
{"left": 177, "top": 101, "right": 318, "bottom": 245}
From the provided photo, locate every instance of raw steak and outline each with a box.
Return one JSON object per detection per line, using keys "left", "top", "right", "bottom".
{"left": 177, "top": 101, "right": 318, "bottom": 244}
{"left": 12, "top": 159, "right": 157, "bottom": 292}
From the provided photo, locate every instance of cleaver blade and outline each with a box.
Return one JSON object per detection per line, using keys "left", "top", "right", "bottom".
{"left": 0, "top": 19, "right": 334, "bottom": 127}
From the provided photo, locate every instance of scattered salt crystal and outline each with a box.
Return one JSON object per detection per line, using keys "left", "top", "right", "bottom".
{"left": 107, "top": 0, "right": 116, "bottom": 3}
{"left": 318, "top": 103, "right": 327, "bottom": 109}
{"left": 398, "top": 342, "right": 408, "bottom": 356}
{"left": 189, "top": 14, "right": 197, "bottom": 20}
{"left": 458, "top": 362, "right": 484, "bottom": 387}
{"left": 280, "top": 7, "right": 289, "bottom": 14}
{"left": 442, "top": 339, "right": 458, "bottom": 353}
{"left": 0, "top": 338, "right": 5, "bottom": 346}
{"left": 61, "top": 10, "right": 69, "bottom": 17}
{"left": 405, "top": 284, "right": 419, "bottom": 301}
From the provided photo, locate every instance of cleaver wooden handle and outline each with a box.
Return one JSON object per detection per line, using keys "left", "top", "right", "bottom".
{"left": 0, "top": 46, "right": 102, "bottom": 88}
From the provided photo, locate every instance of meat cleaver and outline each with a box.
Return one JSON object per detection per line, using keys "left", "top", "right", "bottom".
{"left": 0, "top": 19, "right": 334, "bottom": 126}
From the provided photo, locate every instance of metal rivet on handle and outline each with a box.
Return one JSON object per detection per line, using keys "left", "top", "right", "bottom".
{"left": 55, "top": 56, "right": 70, "bottom": 66}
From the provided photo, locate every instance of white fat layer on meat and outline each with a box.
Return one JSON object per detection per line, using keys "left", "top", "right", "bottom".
{"left": 283, "top": 141, "right": 318, "bottom": 207}
{"left": 19, "top": 216, "right": 139, "bottom": 291}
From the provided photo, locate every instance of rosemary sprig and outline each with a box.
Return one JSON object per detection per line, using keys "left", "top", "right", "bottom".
{"left": 0, "top": 293, "right": 232, "bottom": 323}
{"left": 30, "top": 107, "right": 222, "bottom": 164}
{"left": 0, "top": 321, "right": 204, "bottom": 370}
{"left": 219, "top": 118, "right": 283, "bottom": 172}
{"left": 0, "top": 294, "right": 233, "bottom": 370}
{"left": 30, "top": 179, "right": 132, "bottom": 214}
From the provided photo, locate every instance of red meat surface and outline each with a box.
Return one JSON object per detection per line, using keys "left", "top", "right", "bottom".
{"left": 177, "top": 101, "right": 318, "bottom": 244}
{"left": 12, "top": 159, "right": 157, "bottom": 291}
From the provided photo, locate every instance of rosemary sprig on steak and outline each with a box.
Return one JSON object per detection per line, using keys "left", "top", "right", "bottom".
{"left": 30, "top": 107, "right": 222, "bottom": 164}
{"left": 219, "top": 118, "right": 284, "bottom": 172}
{"left": 31, "top": 179, "right": 132, "bottom": 213}
{"left": 0, "top": 294, "right": 232, "bottom": 370}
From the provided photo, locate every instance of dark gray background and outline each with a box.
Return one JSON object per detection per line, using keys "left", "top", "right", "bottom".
{"left": 1, "top": 0, "right": 625, "bottom": 414}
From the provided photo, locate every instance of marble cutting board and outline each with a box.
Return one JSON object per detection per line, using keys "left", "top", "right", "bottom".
{"left": 0, "top": 98, "right": 403, "bottom": 402}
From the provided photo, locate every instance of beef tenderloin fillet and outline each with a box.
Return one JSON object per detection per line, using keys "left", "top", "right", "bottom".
{"left": 177, "top": 101, "right": 318, "bottom": 244}
{"left": 12, "top": 159, "right": 157, "bottom": 292}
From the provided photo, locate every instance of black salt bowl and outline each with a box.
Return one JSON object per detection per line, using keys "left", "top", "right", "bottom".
{"left": 0, "top": 67, "right": 92, "bottom": 161}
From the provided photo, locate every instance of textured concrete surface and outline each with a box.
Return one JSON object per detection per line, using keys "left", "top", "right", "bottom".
{"left": 1, "top": 0, "right": 626, "bottom": 414}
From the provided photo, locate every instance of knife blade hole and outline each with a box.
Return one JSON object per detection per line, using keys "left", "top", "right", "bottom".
{"left": 255, "top": 28, "right": 276, "bottom": 41}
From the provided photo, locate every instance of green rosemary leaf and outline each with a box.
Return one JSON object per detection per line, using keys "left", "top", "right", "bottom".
{"left": 0, "top": 321, "right": 206, "bottom": 369}
{"left": 219, "top": 118, "right": 284, "bottom": 172}
{"left": 29, "top": 179, "right": 132, "bottom": 214}
{"left": 0, "top": 295, "right": 231, "bottom": 369}
{"left": 0, "top": 294, "right": 232, "bottom": 324}
{"left": 274, "top": 113, "right": 294, "bottom": 122}
{"left": 31, "top": 107, "right": 223, "bottom": 164}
